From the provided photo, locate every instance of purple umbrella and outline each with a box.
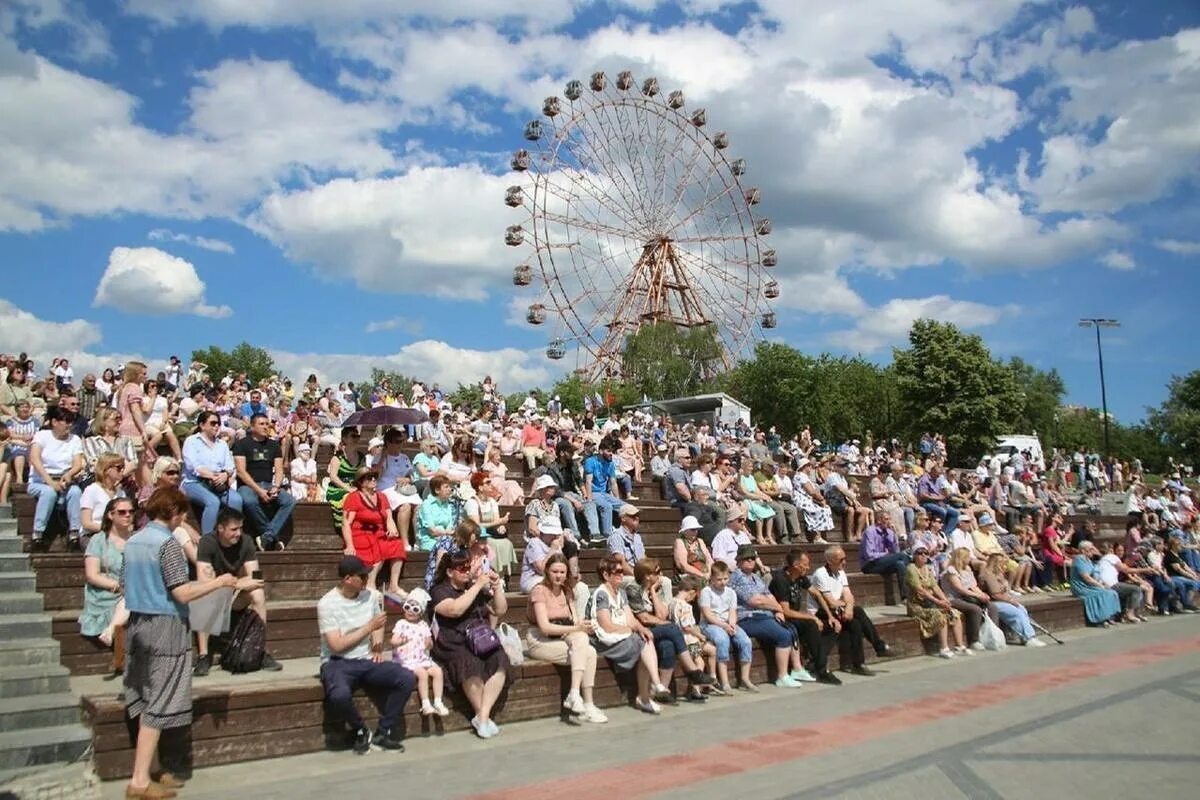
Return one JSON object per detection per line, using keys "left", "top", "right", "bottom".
{"left": 342, "top": 406, "right": 430, "bottom": 428}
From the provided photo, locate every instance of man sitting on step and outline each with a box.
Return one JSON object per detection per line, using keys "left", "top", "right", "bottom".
{"left": 809, "top": 545, "right": 891, "bottom": 676}
{"left": 193, "top": 508, "right": 282, "bottom": 676}
{"left": 318, "top": 555, "right": 417, "bottom": 754}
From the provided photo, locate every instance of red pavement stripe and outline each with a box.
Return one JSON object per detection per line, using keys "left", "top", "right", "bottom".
{"left": 467, "top": 635, "right": 1200, "bottom": 800}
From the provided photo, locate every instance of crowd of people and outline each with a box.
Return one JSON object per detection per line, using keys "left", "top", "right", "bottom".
{"left": 4, "top": 351, "right": 1199, "bottom": 798}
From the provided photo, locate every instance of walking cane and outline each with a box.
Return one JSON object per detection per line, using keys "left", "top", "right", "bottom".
{"left": 1029, "top": 618, "right": 1065, "bottom": 645}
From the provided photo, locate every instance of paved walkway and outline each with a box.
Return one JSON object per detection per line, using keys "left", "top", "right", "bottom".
{"left": 101, "top": 616, "right": 1200, "bottom": 799}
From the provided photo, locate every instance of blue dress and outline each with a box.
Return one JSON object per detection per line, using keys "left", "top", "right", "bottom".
{"left": 1069, "top": 555, "right": 1121, "bottom": 624}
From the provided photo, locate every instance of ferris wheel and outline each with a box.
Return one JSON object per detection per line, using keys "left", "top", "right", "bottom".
{"left": 504, "top": 68, "right": 778, "bottom": 382}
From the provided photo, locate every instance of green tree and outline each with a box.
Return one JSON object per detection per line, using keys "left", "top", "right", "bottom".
{"left": 891, "top": 319, "right": 1020, "bottom": 461}
{"left": 621, "top": 321, "right": 722, "bottom": 401}
{"left": 191, "top": 342, "right": 276, "bottom": 384}
{"left": 447, "top": 382, "right": 484, "bottom": 411}
{"left": 1147, "top": 370, "right": 1200, "bottom": 458}
{"left": 1005, "top": 357, "right": 1066, "bottom": 443}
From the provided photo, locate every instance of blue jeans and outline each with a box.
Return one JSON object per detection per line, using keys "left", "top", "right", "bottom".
{"left": 28, "top": 480, "right": 82, "bottom": 538}
{"left": 183, "top": 480, "right": 244, "bottom": 535}
{"left": 584, "top": 492, "right": 623, "bottom": 539}
{"left": 616, "top": 474, "right": 633, "bottom": 497}
{"left": 237, "top": 483, "right": 296, "bottom": 545}
{"left": 649, "top": 623, "right": 688, "bottom": 670}
{"left": 1149, "top": 575, "right": 1178, "bottom": 613}
{"left": 555, "top": 494, "right": 590, "bottom": 539}
{"left": 861, "top": 552, "right": 911, "bottom": 599}
{"left": 738, "top": 613, "right": 794, "bottom": 651}
{"left": 991, "top": 600, "right": 1035, "bottom": 641}
{"left": 1169, "top": 576, "right": 1199, "bottom": 607}
{"left": 921, "top": 502, "right": 960, "bottom": 535}
{"left": 702, "top": 623, "right": 752, "bottom": 663}
{"left": 320, "top": 657, "right": 416, "bottom": 732}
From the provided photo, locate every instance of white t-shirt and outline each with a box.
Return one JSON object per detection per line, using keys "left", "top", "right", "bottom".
{"left": 1097, "top": 554, "right": 1121, "bottom": 588}
{"left": 317, "top": 587, "right": 381, "bottom": 662}
{"left": 145, "top": 395, "right": 169, "bottom": 426}
{"left": 810, "top": 566, "right": 849, "bottom": 613}
{"left": 290, "top": 457, "right": 317, "bottom": 499}
{"left": 32, "top": 430, "right": 83, "bottom": 476}
{"left": 699, "top": 584, "right": 737, "bottom": 621}
{"left": 53, "top": 365, "right": 74, "bottom": 385}
{"left": 80, "top": 483, "right": 124, "bottom": 521}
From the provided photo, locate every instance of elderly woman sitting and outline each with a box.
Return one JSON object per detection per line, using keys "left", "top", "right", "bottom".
{"left": 1070, "top": 541, "right": 1123, "bottom": 627}
{"left": 430, "top": 550, "right": 509, "bottom": 739}
{"left": 905, "top": 546, "right": 968, "bottom": 659}
{"left": 526, "top": 552, "right": 607, "bottom": 723}
{"left": 940, "top": 547, "right": 990, "bottom": 649}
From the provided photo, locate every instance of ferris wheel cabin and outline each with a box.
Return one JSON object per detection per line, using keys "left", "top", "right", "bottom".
{"left": 546, "top": 339, "right": 566, "bottom": 360}
{"left": 527, "top": 304, "right": 547, "bottom": 325}
{"left": 512, "top": 264, "right": 533, "bottom": 286}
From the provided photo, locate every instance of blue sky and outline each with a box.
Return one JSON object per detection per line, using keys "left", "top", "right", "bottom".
{"left": 0, "top": 0, "right": 1197, "bottom": 423}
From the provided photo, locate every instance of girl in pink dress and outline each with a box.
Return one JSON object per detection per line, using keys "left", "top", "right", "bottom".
{"left": 391, "top": 594, "right": 449, "bottom": 716}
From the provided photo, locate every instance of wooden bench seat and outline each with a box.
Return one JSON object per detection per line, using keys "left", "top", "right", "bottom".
{"left": 77, "top": 592, "right": 1087, "bottom": 780}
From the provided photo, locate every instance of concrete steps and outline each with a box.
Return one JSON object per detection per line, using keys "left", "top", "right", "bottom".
{"left": 0, "top": 504, "right": 93, "bottom": 782}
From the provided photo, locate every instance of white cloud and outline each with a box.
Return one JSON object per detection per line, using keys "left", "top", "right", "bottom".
{"left": 1, "top": 0, "right": 111, "bottom": 62}
{"left": 0, "top": 55, "right": 398, "bottom": 230}
{"left": 148, "top": 228, "right": 235, "bottom": 254}
{"left": 269, "top": 340, "right": 554, "bottom": 391}
{"left": 0, "top": 297, "right": 102, "bottom": 357}
{"left": 94, "top": 247, "right": 232, "bottom": 318}
{"left": 1018, "top": 28, "right": 1200, "bottom": 214}
{"left": 1154, "top": 238, "right": 1200, "bottom": 256}
{"left": 827, "top": 295, "right": 1012, "bottom": 353}
{"left": 251, "top": 165, "right": 520, "bottom": 300}
{"left": 1100, "top": 250, "right": 1135, "bottom": 271}
{"left": 364, "top": 317, "right": 424, "bottom": 336}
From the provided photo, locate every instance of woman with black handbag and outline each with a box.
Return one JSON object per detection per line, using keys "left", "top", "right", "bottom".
{"left": 430, "top": 550, "right": 509, "bottom": 739}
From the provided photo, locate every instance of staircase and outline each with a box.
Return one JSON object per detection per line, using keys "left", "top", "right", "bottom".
{"left": 0, "top": 504, "right": 92, "bottom": 789}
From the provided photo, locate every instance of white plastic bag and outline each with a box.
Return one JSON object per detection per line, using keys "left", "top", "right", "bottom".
{"left": 979, "top": 615, "right": 1007, "bottom": 651}
{"left": 496, "top": 622, "right": 525, "bottom": 666}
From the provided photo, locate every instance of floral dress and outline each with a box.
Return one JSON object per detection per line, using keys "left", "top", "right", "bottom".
{"left": 391, "top": 618, "right": 436, "bottom": 669}
{"left": 904, "top": 563, "right": 959, "bottom": 638}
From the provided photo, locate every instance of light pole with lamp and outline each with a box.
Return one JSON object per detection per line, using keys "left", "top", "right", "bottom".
{"left": 1078, "top": 318, "right": 1119, "bottom": 456}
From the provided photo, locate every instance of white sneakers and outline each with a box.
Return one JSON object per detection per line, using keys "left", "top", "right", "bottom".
{"left": 954, "top": 645, "right": 973, "bottom": 656}
{"left": 562, "top": 691, "right": 586, "bottom": 715}
{"left": 937, "top": 648, "right": 955, "bottom": 659}
{"left": 1025, "top": 637, "right": 1048, "bottom": 648}
{"left": 422, "top": 698, "right": 451, "bottom": 716}
{"left": 581, "top": 704, "right": 609, "bottom": 723}
{"left": 970, "top": 641, "right": 986, "bottom": 651}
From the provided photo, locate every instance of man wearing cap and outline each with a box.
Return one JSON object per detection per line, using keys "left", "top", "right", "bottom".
{"left": 729, "top": 544, "right": 805, "bottom": 689}
{"left": 607, "top": 504, "right": 647, "bottom": 578}
{"left": 650, "top": 444, "right": 671, "bottom": 481}
{"left": 810, "top": 546, "right": 890, "bottom": 675}
{"left": 317, "top": 555, "right": 417, "bottom": 754}
{"left": 859, "top": 517, "right": 910, "bottom": 602}
{"left": 770, "top": 549, "right": 841, "bottom": 685}
{"left": 583, "top": 439, "right": 625, "bottom": 541}
{"left": 972, "top": 514, "right": 1018, "bottom": 580}
{"left": 917, "top": 463, "right": 961, "bottom": 536}
{"left": 233, "top": 413, "right": 295, "bottom": 551}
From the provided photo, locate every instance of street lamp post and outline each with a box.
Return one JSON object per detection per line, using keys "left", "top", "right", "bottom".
{"left": 1078, "top": 318, "right": 1120, "bottom": 456}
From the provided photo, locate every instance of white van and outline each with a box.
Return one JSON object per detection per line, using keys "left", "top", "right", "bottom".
{"left": 989, "top": 434, "right": 1044, "bottom": 470}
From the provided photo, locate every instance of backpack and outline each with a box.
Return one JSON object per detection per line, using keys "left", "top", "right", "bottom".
{"left": 221, "top": 610, "right": 267, "bottom": 673}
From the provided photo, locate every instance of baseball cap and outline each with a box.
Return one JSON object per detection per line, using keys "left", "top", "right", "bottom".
{"left": 618, "top": 504, "right": 640, "bottom": 517}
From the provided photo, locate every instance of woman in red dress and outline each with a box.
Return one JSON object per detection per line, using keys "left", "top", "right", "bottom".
{"left": 341, "top": 468, "right": 407, "bottom": 596}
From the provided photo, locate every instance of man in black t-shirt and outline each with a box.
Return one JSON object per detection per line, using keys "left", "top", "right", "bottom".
{"left": 193, "top": 508, "right": 281, "bottom": 675}
{"left": 233, "top": 413, "right": 295, "bottom": 550}
{"left": 768, "top": 550, "right": 841, "bottom": 685}
{"left": 1163, "top": 537, "right": 1200, "bottom": 611}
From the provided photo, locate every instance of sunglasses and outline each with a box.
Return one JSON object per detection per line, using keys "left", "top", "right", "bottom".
{"left": 112, "top": 509, "right": 134, "bottom": 516}
{"left": 449, "top": 563, "right": 471, "bottom": 573}
{"left": 165, "top": 469, "right": 180, "bottom": 476}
